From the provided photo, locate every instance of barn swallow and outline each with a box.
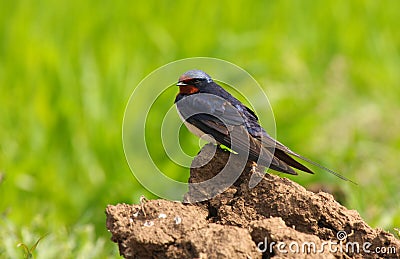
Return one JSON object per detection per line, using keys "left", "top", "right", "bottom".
{"left": 175, "top": 69, "right": 354, "bottom": 183}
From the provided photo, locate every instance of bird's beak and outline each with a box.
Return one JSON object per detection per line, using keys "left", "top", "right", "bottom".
{"left": 177, "top": 81, "right": 187, "bottom": 86}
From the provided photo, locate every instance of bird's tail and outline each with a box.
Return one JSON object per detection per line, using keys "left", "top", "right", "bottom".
{"left": 287, "top": 150, "right": 358, "bottom": 185}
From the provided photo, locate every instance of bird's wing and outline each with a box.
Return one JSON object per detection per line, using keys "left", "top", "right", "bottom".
{"left": 176, "top": 93, "right": 246, "bottom": 126}
{"left": 253, "top": 134, "right": 314, "bottom": 174}
{"left": 186, "top": 115, "right": 299, "bottom": 175}
{"left": 176, "top": 93, "right": 297, "bottom": 174}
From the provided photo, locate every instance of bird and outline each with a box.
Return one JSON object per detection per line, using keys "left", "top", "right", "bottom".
{"left": 174, "top": 69, "right": 354, "bottom": 183}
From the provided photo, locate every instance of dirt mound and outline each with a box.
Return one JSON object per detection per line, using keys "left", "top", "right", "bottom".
{"left": 106, "top": 144, "right": 399, "bottom": 258}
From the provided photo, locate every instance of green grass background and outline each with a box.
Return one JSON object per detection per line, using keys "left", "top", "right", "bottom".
{"left": 1, "top": 0, "right": 399, "bottom": 257}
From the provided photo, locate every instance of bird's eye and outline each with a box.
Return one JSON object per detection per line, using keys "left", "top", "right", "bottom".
{"left": 192, "top": 78, "right": 205, "bottom": 84}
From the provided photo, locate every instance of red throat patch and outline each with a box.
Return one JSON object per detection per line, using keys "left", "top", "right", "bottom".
{"left": 179, "top": 85, "right": 199, "bottom": 94}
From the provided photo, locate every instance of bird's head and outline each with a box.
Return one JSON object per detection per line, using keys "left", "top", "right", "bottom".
{"left": 177, "top": 69, "right": 213, "bottom": 95}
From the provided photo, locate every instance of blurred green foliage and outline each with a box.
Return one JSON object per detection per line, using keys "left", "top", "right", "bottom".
{"left": 0, "top": 0, "right": 399, "bottom": 257}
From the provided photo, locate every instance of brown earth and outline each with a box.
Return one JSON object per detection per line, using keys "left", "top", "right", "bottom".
{"left": 106, "top": 144, "right": 400, "bottom": 258}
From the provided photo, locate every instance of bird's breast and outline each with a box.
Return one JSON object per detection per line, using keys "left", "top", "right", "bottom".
{"left": 176, "top": 108, "right": 217, "bottom": 144}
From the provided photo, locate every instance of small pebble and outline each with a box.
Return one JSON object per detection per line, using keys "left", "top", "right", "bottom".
{"left": 174, "top": 216, "right": 182, "bottom": 225}
{"left": 144, "top": 220, "right": 154, "bottom": 227}
{"left": 158, "top": 213, "right": 167, "bottom": 219}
